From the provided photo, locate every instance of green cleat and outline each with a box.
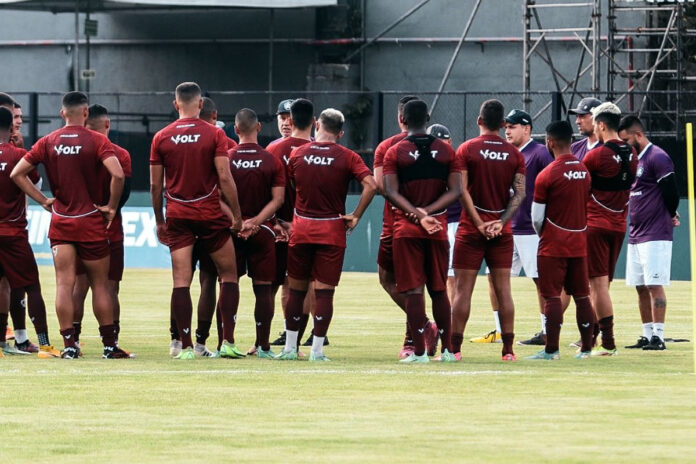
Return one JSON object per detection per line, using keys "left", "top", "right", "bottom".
{"left": 525, "top": 349, "right": 560, "bottom": 360}
{"left": 308, "top": 352, "right": 331, "bottom": 362}
{"left": 174, "top": 347, "right": 195, "bottom": 360}
{"left": 435, "top": 349, "right": 458, "bottom": 362}
{"left": 399, "top": 352, "right": 429, "bottom": 363}
{"left": 575, "top": 351, "right": 591, "bottom": 359}
{"left": 256, "top": 347, "right": 276, "bottom": 359}
{"left": 591, "top": 346, "right": 618, "bottom": 357}
{"left": 219, "top": 341, "right": 246, "bottom": 359}
{"left": 274, "top": 348, "right": 298, "bottom": 360}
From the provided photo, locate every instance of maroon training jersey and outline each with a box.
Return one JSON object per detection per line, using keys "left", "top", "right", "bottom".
{"left": 150, "top": 117, "right": 230, "bottom": 222}
{"left": 582, "top": 139, "right": 638, "bottom": 233}
{"left": 288, "top": 142, "right": 371, "bottom": 248}
{"left": 0, "top": 142, "right": 39, "bottom": 237}
{"left": 94, "top": 143, "right": 132, "bottom": 243}
{"left": 24, "top": 126, "right": 115, "bottom": 242}
{"left": 266, "top": 136, "right": 311, "bottom": 222}
{"left": 228, "top": 142, "right": 286, "bottom": 219}
{"left": 374, "top": 131, "right": 407, "bottom": 239}
{"left": 534, "top": 154, "right": 591, "bottom": 257}
{"left": 227, "top": 137, "right": 238, "bottom": 150}
{"left": 456, "top": 134, "right": 526, "bottom": 234}
{"left": 383, "top": 135, "right": 460, "bottom": 240}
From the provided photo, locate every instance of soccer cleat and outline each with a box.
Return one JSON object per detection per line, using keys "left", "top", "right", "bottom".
{"left": 194, "top": 343, "right": 219, "bottom": 358}
{"left": 247, "top": 345, "right": 258, "bottom": 356}
{"left": 270, "top": 331, "right": 286, "bottom": 346}
{"left": 38, "top": 345, "right": 61, "bottom": 358}
{"left": 15, "top": 340, "right": 39, "bottom": 353}
{"left": 5, "top": 326, "right": 14, "bottom": 340}
{"left": 256, "top": 347, "right": 276, "bottom": 359}
{"left": 470, "top": 329, "right": 502, "bottom": 343}
{"left": 591, "top": 346, "right": 618, "bottom": 357}
{"left": 399, "top": 352, "right": 429, "bottom": 363}
{"left": 501, "top": 353, "right": 517, "bottom": 361}
{"left": 60, "top": 346, "right": 79, "bottom": 359}
{"left": 103, "top": 346, "right": 135, "bottom": 359}
{"left": 424, "top": 322, "right": 439, "bottom": 356}
{"left": 274, "top": 348, "right": 298, "bottom": 360}
{"left": 525, "top": 349, "right": 560, "bottom": 360}
{"left": 308, "top": 352, "right": 331, "bottom": 362}
{"left": 642, "top": 336, "right": 666, "bottom": 351}
{"left": 398, "top": 344, "right": 415, "bottom": 359}
{"left": 219, "top": 341, "right": 246, "bottom": 359}
{"left": 569, "top": 339, "right": 582, "bottom": 348}
{"left": 169, "top": 339, "right": 182, "bottom": 357}
{"left": 1, "top": 342, "right": 31, "bottom": 355}
{"left": 625, "top": 336, "right": 650, "bottom": 349}
{"left": 434, "top": 349, "right": 458, "bottom": 362}
{"left": 575, "top": 351, "right": 591, "bottom": 359}
{"left": 517, "top": 332, "right": 545, "bottom": 346}
{"left": 174, "top": 347, "right": 195, "bottom": 360}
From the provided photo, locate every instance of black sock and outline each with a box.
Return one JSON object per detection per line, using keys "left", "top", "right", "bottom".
{"left": 38, "top": 332, "right": 50, "bottom": 346}
{"left": 73, "top": 322, "right": 82, "bottom": 342}
{"left": 196, "top": 320, "right": 212, "bottom": 345}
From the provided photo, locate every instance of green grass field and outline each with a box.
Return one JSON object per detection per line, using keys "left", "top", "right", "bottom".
{"left": 1, "top": 267, "right": 694, "bottom": 463}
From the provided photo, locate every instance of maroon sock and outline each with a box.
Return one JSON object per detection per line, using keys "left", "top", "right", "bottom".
{"left": 219, "top": 282, "right": 240, "bottom": 344}
{"left": 313, "top": 289, "right": 335, "bottom": 337}
{"left": 404, "top": 322, "right": 413, "bottom": 345}
{"left": 405, "top": 293, "right": 428, "bottom": 356}
{"left": 252, "top": 284, "right": 274, "bottom": 350}
{"left": 544, "top": 297, "right": 563, "bottom": 353}
{"left": 501, "top": 332, "right": 515, "bottom": 356}
{"left": 575, "top": 296, "right": 595, "bottom": 352}
{"left": 25, "top": 284, "right": 48, "bottom": 334}
{"left": 598, "top": 315, "right": 615, "bottom": 350}
{"left": 285, "top": 289, "right": 307, "bottom": 332}
{"left": 215, "top": 304, "right": 222, "bottom": 350}
{"left": 451, "top": 333, "right": 463, "bottom": 353}
{"left": 429, "top": 290, "right": 452, "bottom": 353}
{"left": 171, "top": 287, "right": 193, "bottom": 348}
{"left": 99, "top": 324, "right": 117, "bottom": 347}
{"left": 9, "top": 288, "right": 25, "bottom": 330}
{"left": 60, "top": 328, "right": 76, "bottom": 349}
{"left": 169, "top": 317, "right": 179, "bottom": 340}
{"left": 0, "top": 313, "right": 8, "bottom": 343}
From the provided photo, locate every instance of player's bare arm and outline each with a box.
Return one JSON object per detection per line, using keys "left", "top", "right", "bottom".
{"left": 384, "top": 172, "right": 441, "bottom": 234}
{"left": 422, "top": 171, "right": 462, "bottom": 215}
{"left": 98, "top": 155, "right": 125, "bottom": 225}
{"left": 458, "top": 168, "right": 492, "bottom": 237}
{"left": 239, "top": 186, "right": 285, "bottom": 240}
{"left": 214, "top": 156, "right": 243, "bottom": 232}
{"left": 9, "top": 158, "right": 53, "bottom": 211}
{"left": 342, "top": 175, "right": 377, "bottom": 231}
{"left": 149, "top": 164, "right": 167, "bottom": 244}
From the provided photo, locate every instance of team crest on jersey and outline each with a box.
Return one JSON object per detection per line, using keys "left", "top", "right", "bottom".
{"left": 303, "top": 155, "right": 334, "bottom": 166}
{"left": 54, "top": 145, "right": 82, "bottom": 155}
{"left": 170, "top": 134, "right": 200, "bottom": 145}
{"left": 480, "top": 149, "right": 509, "bottom": 160}
{"left": 637, "top": 166, "right": 644, "bottom": 178}
{"left": 232, "top": 159, "right": 262, "bottom": 169}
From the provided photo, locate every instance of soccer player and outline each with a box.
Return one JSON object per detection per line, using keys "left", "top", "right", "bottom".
{"left": 71, "top": 104, "right": 132, "bottom": 354}
{"left": 451, "top": 99, "right": 526, "bottom": 361}
{"left": 150, "top": 82, "right": 246, "bottom": 360}
{"left": 0, "top": 107, "right": 60, "bottom": 358}
{"left": 228, "top": 108, "right": 285, "bottom": 357}
{"left": 274, "top": 108, "right": 376, "bottom": 361}
{"left": 266, "top": 99, "right": 294, "bottom": 149}
{"left": 527, "top": 120, "right": 595, "bottom": 360}
{"left": 11, "top": 91, "right": 128, "bottom": 359}
{"left": 619, "top": 115, "right": 679, "bottom": 351}
{"left": 583, "top": 102, "right": 638, "bottom": 356}
{"left": 375, "top": 95, "right": 439, "bottom": 359}
{"left": 569, "top": 97, "right": 602, "bottom": 162}
{"left": 383, "top": 101, "right": 461, "bottom": 363}
{"left": 201, "top": 96, "right": 237, "bottom": 150}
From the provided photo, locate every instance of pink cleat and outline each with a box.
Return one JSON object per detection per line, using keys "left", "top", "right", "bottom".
{"left": 501, "top": 353, "right": 517, "bottom": 362}
{"left": 399, "top": 345, "right": 415, "bottom": 359}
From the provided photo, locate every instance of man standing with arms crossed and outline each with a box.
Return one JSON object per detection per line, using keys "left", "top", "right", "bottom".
{"left": 619, "top": 115, "right": 679, "bottom": 351}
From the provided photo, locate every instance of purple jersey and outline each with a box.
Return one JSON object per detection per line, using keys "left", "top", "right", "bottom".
{"left": 512, "top": 139, "right": 553, "bottom": 235}
{"left": 571, "top": 137, "right": 601, "bottom": 162}
{"left": 628, "top": 143, "right": 675, "bottom": 244}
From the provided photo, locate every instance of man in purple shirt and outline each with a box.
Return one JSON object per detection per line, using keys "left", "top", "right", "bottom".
{"left": 569, "top": 97, "right": 602, "bottom": 162}
{"left": 619, "top": 115, "right": 679, "bottom": 351}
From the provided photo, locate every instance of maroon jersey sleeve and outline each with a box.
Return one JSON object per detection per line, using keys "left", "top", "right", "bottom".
{"left": 24, "top": 136, "right": 47, "bottom": 166}
{"left": 349, "top": 150, "right": 371, "bottom": 181}
{"left": 149, "top": 132, "right": 163, "bottom": 165}
{"left": 95, "top": 133, "right": 116, "bottom": 162}
{"left": 227, "top": 137, "right": 238, "bottom": 151}
{"left": 455, "top": 141, "right": 471, "bottom": 171}
{"left": 116, "top": 145, "right": 132, "bottom": 177}
{"left": 382, "top": 145, "right": 398, "bottom": 175}
{"left": 581, "top": 146, "right": 601, "bottom": 173}
{"left": 533, "top": 166, "right": 550, "bottom": 204}
{"left": 271, "top": 156, "right": 286, "bottom": 188}
{"left": 374, "top": 138, "right": 390, "bottom": 168}
{"left": 214, "top": 129, "right": 229, "bottom": 158}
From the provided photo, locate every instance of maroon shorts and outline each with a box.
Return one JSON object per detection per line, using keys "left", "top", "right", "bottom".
{"left": 191, "top": 240, "right": 217, "bottom": 275}
{"left": 537, "top": 256, "right": 590, "bottom": 298}
{"left": 274, "top": 241, "right": 288, "bottom": 286}
{"left": 76, "top": 240, "right": 125, "bottom": 281}
{"left": 0, "top": 235, "right": 40, "bottom": 288}
{"left": 452, "top": 233, "right": 513, "bottom": 270}
{"left": 233, "top": 226, "right": 276, "bottom": 282}
{"left": 377, "top": 234, "right": 394, "bottom": 274}
{"left": 392, "top": 237, "right": 448, "bottom": 293}
{"left": 287, "top": 243, "right": 345, "bottom": 287}
{"left": 166, "top": 217, "right": 231, "bottom": 254}
{"left": 51, "top": 239, "right": 110, "bottom": 261}
{"left": 586, "top": 227, "right": 625, "bottom": 281}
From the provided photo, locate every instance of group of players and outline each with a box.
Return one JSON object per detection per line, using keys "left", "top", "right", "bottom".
{"left": 0, "top": 83, "right": 678, "bottom": 361}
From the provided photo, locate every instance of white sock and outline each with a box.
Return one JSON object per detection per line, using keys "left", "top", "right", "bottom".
{"left": 311, "top": 335, "right": 325, "bottom": 357}
{"left": 653, "top": 323, "right": 665, "bottom": 342}
{"left": 284, "top": 330, "right": 298, "bottom": 353}
{"left": 493, "top": 311, "right": 501, "bottom": 334}
{"left": 540, "top": 314, "right": 547, "bottom": 335}
{"left": 642, "top": 322, "right": 653, "bottom": 339}
{"left": 14, "top": 329, "right": 28, "bottom": 344}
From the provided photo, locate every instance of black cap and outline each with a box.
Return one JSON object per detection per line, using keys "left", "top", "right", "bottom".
{"left": 427, "top": 123, "right": 450, "bottom": 140}
{"left": 505, "top": 109, "right": 532, "bottom": 126}
{"left": 568, "top": 97, "right": 602, "bottom": 115}
{"left": 276, "top": 99, "right": 294, "bottom": 115}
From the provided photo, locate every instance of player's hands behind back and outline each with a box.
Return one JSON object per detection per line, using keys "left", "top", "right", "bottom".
{"left": 341, "top": 213, "right": 360, "bottom": 233}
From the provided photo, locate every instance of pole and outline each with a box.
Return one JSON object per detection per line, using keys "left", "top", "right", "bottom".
{"left": 268, "top": 9, "right": 274, "bottom": 115}
{"left": 73, "top": 1, "right": 79, "bottom": 91}
{"left": 686, "top": 122, "right": 696, "bottom": 374}
{"left": 86, "top": 6, "right": 91, "bottom": 94}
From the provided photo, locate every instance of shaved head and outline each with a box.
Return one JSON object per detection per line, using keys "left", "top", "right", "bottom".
{"left": 200, "top": 97, "right": 218, "bottom": 123}
{"left": 235, "top": 108, "right": 258, "bottom": 134}
{"left": 175, "top": 82, "right": 202, "bottom": 104}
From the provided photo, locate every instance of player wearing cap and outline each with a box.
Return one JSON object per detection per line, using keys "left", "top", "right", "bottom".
{"left": 11, "top": 91, "right": 128, "bottom": 359}
{"left": 274, "top": 108, "right": 376, "bottom": 361}
{"left": 527, "top": 120, "right": 595, "bottom": 360}
{"left": 569, "top": 97, "right": 602, "bottom": 162}
{"left": 383, "top": 101, "right": 461, "bottom": 363}
{"left": 619, "top": 115, "right": 679, "bottom": 351}
{"left": 375, "top": 96, "right": 439, "bottom": 359}
{"left": 71, "top": 104, "right": 133, "bottom": 355}
{"left": 266, "top": 99, "right": 294, "bottom": 149}
{"left": 228, "top": 108, "right": 285, "bottom": 358}
{"left": 452, "top": 99, "right": 526, "bottom": 361}
{"left": 582, "top": 102, "right": 638, "bottom": 356}
{"left": 150, "top": 82, "right": 245, "bottom": 360}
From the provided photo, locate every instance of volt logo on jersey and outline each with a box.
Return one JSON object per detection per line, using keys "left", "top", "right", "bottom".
{"left": 53, "top": 145, "right": 82, "bottom": 155}
{"left": 170, "top": 134, "right": 201, "bottom": 145}
{"left": 232, "top": 159, "right": 262, "bottom": 169}
{"left": 0, "top": 162, "right": 6, "bottom": 171}
{"left": 408, "top": 150, "right": 439, "bottom": 160}
{"left": 563, "top": 170, "right": 587, "bottom": 180}
{"left": 612, "top": 153, "right": 633, "bottom": 164}
{"left": 303, "top": 155, "right": 334, "bottom": 166}
{"left": 480, "top": 149, "right": 509, "bottom": 160}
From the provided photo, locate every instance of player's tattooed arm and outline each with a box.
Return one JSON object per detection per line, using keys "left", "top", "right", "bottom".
{"left": 343, "top": 175, "right": 377, "bottom": 231}
{"left": 499, "top": 173, "right": 526, "bottom": 225}
{"left": 10, "top": 159, "right": 52, "bottom": 211}
{"left": 149, "top": 164, "right": 167, "bottom": 244}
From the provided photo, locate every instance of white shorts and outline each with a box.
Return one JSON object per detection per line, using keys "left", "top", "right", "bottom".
{"left": 625, "top": 241, "right": 672, "bottom": 287}
{"left": 447, "top": 221, "right": 457, "bottom": 277}
{"left": 511, "top": 234, "right": 539, "bottom": 278}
